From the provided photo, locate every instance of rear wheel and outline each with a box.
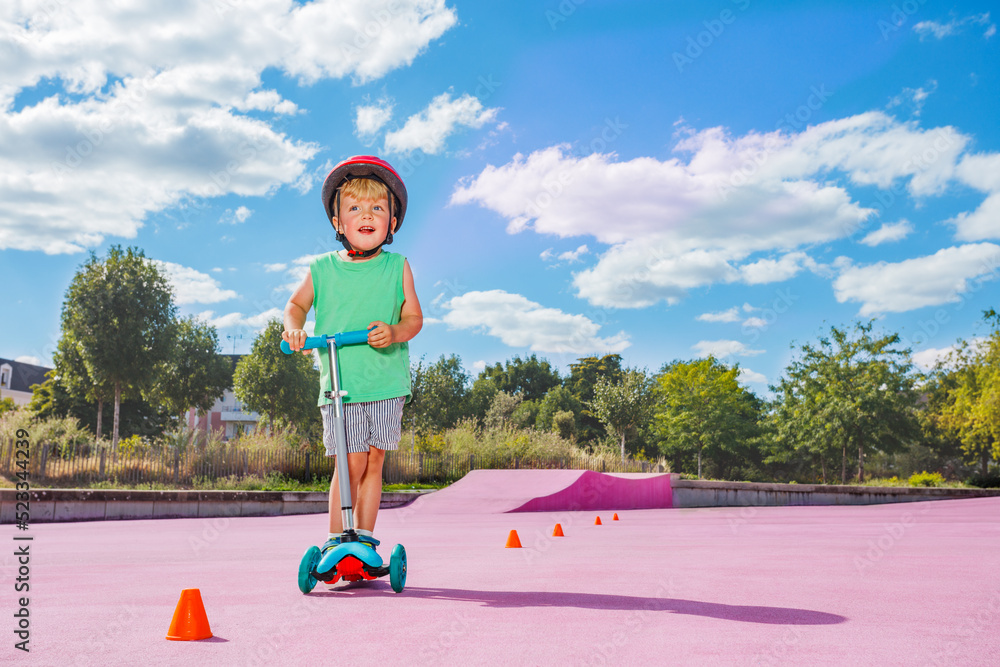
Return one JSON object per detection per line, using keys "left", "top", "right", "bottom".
{"left": 389, "top": 544, "right": 407, "bottom": 593}
{"left": 298, "top": 546, "right": 321, "bottom": 594}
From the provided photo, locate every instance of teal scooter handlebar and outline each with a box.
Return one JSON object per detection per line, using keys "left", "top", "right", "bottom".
{"left": 280, "top": 328, "right": 371, "bottom": 354}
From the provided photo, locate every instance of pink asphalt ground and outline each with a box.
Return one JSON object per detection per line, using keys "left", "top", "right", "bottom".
{"left": 10, "top": 470, "right": 1000, "bottom": 666}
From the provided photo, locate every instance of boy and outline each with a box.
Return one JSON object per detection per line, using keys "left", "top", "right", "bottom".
{"left": 282, "top": 155, "right": 422, "bottom": 555}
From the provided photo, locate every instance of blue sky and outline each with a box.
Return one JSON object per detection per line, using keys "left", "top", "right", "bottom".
{"left": 2, "top": 0, "right": 998, "bottom": 392}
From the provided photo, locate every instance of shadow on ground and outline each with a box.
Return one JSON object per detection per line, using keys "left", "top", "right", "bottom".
{"left": 310, "top": 584, "right": 847, "bottom": 625}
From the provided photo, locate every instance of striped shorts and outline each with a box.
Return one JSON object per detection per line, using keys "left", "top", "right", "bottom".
{"left": 320, "top": 397, "right": 404, "bottom": 455}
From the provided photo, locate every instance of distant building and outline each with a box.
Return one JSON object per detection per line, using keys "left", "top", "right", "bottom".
{"left": 181, "top": 354, "right": 260, "bottom": 441}
{"left": 0, "top": 358, "right": 51, "bottom": 406}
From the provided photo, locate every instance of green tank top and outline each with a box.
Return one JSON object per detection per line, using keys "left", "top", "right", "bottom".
{"left": 310, "top": 250, "right": 411, "bottom": 405}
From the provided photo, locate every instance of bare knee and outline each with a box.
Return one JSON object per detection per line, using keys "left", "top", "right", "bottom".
{"left": 346, "top": 452, "right": 368, "bottom": 478}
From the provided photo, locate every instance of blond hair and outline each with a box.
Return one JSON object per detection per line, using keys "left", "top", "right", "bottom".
{"left": 338, "top": 178, "right": 389, "bottom": 205}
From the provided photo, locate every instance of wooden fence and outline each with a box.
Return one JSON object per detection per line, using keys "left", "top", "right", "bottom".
{"left": 0, "top": 439, "right": 657, "bottom": 488}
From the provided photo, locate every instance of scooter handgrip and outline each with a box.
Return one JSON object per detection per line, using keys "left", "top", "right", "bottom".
{"left": 333, "top": 329, "right": 371, "bottom": 347}
{"left": 280, "top": 335, "right": 329, "bottom": 354}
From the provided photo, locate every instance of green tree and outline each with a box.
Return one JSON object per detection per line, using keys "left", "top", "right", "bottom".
{"left": 148, "top": 317, "right": 233, "bottom": 421}
{"left": 30, "top": 335, "right": 106, "bottom": 435}
{"left": 477, "top": 354, "right": 561, "bottom": 402}
{"left": 60, "top": 246, "right": 177, "bottom": 447}
{"left": 484, "top": 391, "right": 522, "bottom": 430}
{"left": 465, "top": 375, "right": 500, "bottom": 425}
{"left": 535, "top": 385, "right": 583, "bottom": 432}
{"left": 565, "top": 354, "right": 624, "bottom": 444}
{"left": 552, "top": 410, "right": 576, "bottom": 441}
{"left": 769, "top": 321, "right": 920, "bottom": 483}
{"left": 232, "top": 320, "right": 318, "bottom": 431}
{"left": 407, "top": 354, "right": 469, "bottom": 433}
{"left": 0, "top": 397, "right": 16, "bottom": 417}
{"left": 589, "top": 369, "right": 655, "bottom": 464}
{"left": 654, "top": 357, "right": 760, "bottom": 478}
{"left": 932, "top": 313, "right": 1000, "bottom": 475}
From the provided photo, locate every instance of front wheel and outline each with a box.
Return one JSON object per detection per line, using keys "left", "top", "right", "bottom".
{"left": 389, "top": 544, "right": 407, "bottom": 593}
{"left": 298, "top": 546, "right": 321, "bottom": 594}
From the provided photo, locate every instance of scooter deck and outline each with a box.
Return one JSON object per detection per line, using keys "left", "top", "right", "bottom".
{"left": 317, "top": 541, "right": 384, "bottom": 573}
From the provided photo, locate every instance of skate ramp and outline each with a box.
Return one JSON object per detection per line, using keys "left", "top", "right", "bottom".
{"left": 408, "top": 469, "right": 673, "bottom": 514}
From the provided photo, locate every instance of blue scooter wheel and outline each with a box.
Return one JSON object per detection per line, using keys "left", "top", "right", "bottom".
{"left": 389, "top": 544, "right": 407, "bottom": 593}
{"left": 298, "top": 545, "right": 321, "bottom": 594}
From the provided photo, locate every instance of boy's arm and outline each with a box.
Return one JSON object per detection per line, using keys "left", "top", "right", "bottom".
{"left": 282, "top": 269, "right": 314, "bottom": 354}
{"left": 368, "top": 259, "right": 423, "bottom": 348}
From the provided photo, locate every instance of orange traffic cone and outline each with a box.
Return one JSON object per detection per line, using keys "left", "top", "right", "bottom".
{"left": 505, "top": 530, "right": 522, "bottom": 548}
{"left": 552, "top": 523, "right": 565, "bottom": 537}
{"left": 613, "top": 513, "right": 619, "bottom": 521}
{"left": 594, "top": 516, "right": 602, "bottom": 525}
{"left": 166, "top": 589, "right": 213, "bottom": 641}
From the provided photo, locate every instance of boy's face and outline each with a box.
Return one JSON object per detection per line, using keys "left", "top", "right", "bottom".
{"left": 334, "top": 192, "right": 397, "bottom": 255}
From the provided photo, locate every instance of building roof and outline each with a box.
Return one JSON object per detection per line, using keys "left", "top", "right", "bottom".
{"left": 0, "top": 358, "right": 53, "bottom": 394}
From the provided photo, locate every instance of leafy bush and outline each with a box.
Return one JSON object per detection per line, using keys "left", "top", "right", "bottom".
{"left": 860, "top": 476, "right": 907, "bottom": 487}
{"left": 0, "top": 407, "right": 92, "bottom": 457}
{"left": 223, "top": 424, "right": 309, "bottom": 452}
{"left": 908, "top": 471, "right": 946, "bottom": 487}
{"left": 967, "top": 473, "right": 1000, "bottom": 488}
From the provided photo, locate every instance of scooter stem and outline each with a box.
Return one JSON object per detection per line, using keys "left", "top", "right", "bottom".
{"left": 324, "top": 338, "right": 355, "bottom": 533}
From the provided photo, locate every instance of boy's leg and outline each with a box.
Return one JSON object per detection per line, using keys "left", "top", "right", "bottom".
{"left": 354, "top": 446, "right": 386, "bottom": 532}
{"left": 328, "top": 452, "right": 369, "bottom": 534}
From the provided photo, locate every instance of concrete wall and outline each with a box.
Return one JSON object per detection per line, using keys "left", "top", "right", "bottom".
{"left": 4, "top": 479, "right": 998, "bottom": 523}
{"left": 671, "top": 478, "right": 1000, "bottom": 508}
{"left": 0, "top": 489, "right": 430, "bottom": 524}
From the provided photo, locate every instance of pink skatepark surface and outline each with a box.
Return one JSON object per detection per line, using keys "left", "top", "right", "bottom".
{"left": 6, "top": 470, "right": 999, "bottom": 666}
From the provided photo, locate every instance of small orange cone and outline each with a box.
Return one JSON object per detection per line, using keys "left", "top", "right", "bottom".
{"left": 594, "top": 516, "right": 603, "bottom": 525}
{"left": 505, "top": 530, "right": 522, "bottom": 548}
{"left": 613, "top": 513, "right": 619, "bottom": 521}
{"left": 166, "top": 588, "right": 213, "bottom": 641}
{"left": 552, "top": 523, "right": 565, "bottom": 537}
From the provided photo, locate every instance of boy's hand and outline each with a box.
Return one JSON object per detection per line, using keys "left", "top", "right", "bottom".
{"left": 282, "top": 328, "right": 312, "bottom": 355}
{"left": 367, "top": 321, "right": 395, "bottom": 348}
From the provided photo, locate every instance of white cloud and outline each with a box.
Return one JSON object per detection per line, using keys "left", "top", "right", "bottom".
{"left": 739, "top": 252, "right": 817, "bottom": 284}
{"left": 472, "top": 360, "right": 487, "bottom": 372}
{"left": 742, "top": 317, "right": 767, "bottom": 329}
{"left": 439, "top": 289, "right": 630, "bottom": 354}
{"left": 197, "top": 307, "right": 285, "bottom": 331}
{"left": 559, "top": 245, "right": 589, "bottom": 262}
{"left": 383, "top": 92, "right": 499, "bottom": 155}
{"left": 220, "top": 206, "right": 253, "bottom": 225}
{"left": 14, "top": 356, "right": 42, "bottom": 366}
{"left": 738, "top": 368, "right": 768, "bottom": 384}
{"left": 236, "top": 90, "right": 299, "bottom": 115}
{"left": 886, "top": 82, "right": 937, "bottom": 117}
{"left": 861, "top": 220, "right": 913, "bottom": 246}
{"left": 355, "top": 99, "right": 394, "bottom": 138}
{"left": 950, "top": 153, "right": 1000, "bottom": 241}
{"left": 697, "top": 307, "right": 741, "bottom": 323}
{"left": 0, "top": 0, "right": 457, "bottom": 254}
{"left": 913, "top": 13, "right": 995, "bottom": 40}
{"left": 912, "top": 338, "right": 988, "bottom": 371}
{"left": 453, "top": 112, "right": 982, "bottom": 308}
{"left": 692, "top": 340, "right": 765, "bottom": 358}
{"left": 833, "top": 243, "right": 1000, "bottom": 315}
{"left": 541, "top": 244, "right": 588, "bottom": 263}
{"left": 264, "top": 263, "right": 287, "bottom": 273}
{"left": 152, "top": 260, "right": 239, "bottom": 305}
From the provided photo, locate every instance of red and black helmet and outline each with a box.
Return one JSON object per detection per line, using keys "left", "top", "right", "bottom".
{"left": 321, "top": 155, "right": 408, "bottom": 257}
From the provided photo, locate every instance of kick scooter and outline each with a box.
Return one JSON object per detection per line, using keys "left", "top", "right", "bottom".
{"left": 281, "top": 330, "right": 407, "bottom": 594}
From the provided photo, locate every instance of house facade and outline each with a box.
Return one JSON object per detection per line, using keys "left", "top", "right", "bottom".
{"left": 2, "top": 353, "right": 259, "bottom": 441}
{"left": 0, "top": 358, "right": 51, "bottom": 406}
{"left": 182, "top": 354, "right": 260, "bottom": 441}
